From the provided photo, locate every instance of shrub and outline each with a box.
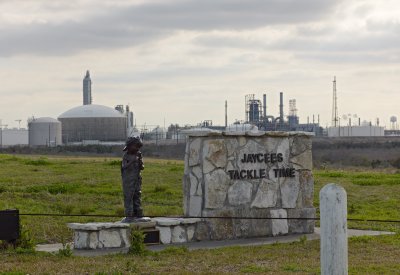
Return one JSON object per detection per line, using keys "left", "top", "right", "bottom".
{"left": 16, "top": 224, "right": 35, "bottom": 250}
{"left": 390, "top": 157, "right": 400, "bottom": 169}
{"left": 298, "top": 235, "right": 307, "bottom": 245}
{"left": 371, "top": 159, "right": 382, "bottom": 169}
{"left": 1, "top": 223, "right": 36, "bottom": 251}
{"left": 57, "top": 243, "right": 73, "bottom": 257}
{"left": 128, "top": 229, "right": 146, "bottom": 255}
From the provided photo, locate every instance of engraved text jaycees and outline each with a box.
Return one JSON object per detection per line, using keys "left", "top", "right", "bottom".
{"left": 228, "top": 152, "right": 295, "bottom": 180}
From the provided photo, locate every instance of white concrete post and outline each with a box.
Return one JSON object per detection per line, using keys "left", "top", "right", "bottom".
{"left": 320, "top": 183, "right": 348, "bottom": 275}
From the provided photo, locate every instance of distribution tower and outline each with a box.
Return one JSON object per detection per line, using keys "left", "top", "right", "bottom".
{"left": 332, "top": 76, "right": 338, "bottom": 127}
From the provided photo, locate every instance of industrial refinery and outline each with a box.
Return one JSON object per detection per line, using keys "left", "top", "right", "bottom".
{"left": 0, "top": 73, "right": 397, "bottom": 148}
{"left": 243, "top": 92, "right": 323, "bottom": 136}
{"left": 0, "top": 71, "right": 136, "bottom": 147}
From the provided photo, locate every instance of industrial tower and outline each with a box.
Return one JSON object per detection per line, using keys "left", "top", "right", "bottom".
{"left": 83, "top": 70, "right": 92, "bottom": 105}
{"left": 331, "top": 76, "right": 338, "bottom": 127}
{"left": 245, "top": 94, "right": 263, "bottom": 124}
{"left": 225, "top": 100, "right": 228, "bottom": 127}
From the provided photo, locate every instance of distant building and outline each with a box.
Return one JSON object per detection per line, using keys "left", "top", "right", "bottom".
{"left": 0, "top": 128, "right": 28, "bottom": 146}
{"left": 58, "top": 71, "right": 135, "bottom": 144}
{"left": 327, "top": 126, "right": 384, "bottom": 137}
{"left": 83, "top": 70, "right": 92, "bottom": 105}
{"left": 384, "top": 129, "right": 400, "bottom": 136}
{"left": 115, "top": 105, "right": 137, "bottom": 138}
{"left": 58, "top": 104, "right": 127, "bottom": 143}
{"left": 149, "top": 126, "right": 167, "bottom": 140}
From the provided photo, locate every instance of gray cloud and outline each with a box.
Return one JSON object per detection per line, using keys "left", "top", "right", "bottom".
{"left": 295, "top": 51, "right": 400, "bottom": 64}
{"left": 113, "top": 0, "right": 339, "bottom": 30}
{"left": 0, "top": 22, "right": 166, "bottom": 56}
{"left": 194, "top": 18, "right": 400, "bottom": 64}
{"left": 0, "top": 0, "right": 339, "bottom": 56}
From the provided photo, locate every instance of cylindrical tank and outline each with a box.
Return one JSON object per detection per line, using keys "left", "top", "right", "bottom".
{"left": 28, "top": 117, "right": 62, "bottom": 146}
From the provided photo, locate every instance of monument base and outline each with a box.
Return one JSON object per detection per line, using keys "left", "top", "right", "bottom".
{"left": 153, "top": 209, "right": 315, "bottom": 244}
{"left": 67, "top": 221, "right": 160, "bottom": 250}
{"left": 67, "top": 222, "right": 131, "bottom": 250}
{"left": 202, "top": 208, "right": 315, "bottom": 240}
{"left": 68, "top": 211, "right": 315, "bottom": 248}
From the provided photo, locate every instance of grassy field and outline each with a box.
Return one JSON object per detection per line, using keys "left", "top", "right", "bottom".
{"left": 0, "top": 154, "right": 184, "bottom": 243}
{"left": 0, "top": 154, "right": 399, "bottom": 274}
{"left": 1, "top": 234, "right": 399, "bottom": 274}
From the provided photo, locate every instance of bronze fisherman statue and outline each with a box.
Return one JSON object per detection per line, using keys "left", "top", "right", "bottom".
{"left": 121, "top": 136, "right": 150, "bottom": 223}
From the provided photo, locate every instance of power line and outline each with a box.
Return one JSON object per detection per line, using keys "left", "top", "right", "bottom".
{"left": 2, "top": 212, "right": 400, "bottom": 223}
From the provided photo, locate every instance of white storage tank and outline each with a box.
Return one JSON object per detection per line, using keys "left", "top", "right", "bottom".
{"left": 28, "top": 117, "right": 62, "bottom": 146}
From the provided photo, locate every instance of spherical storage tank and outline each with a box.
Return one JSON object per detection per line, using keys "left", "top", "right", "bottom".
{"left": 58, "top": 104, "right": 127, "bottom": 143}
{"left": 28, "top": 117, "right": 62, "bottom": 146}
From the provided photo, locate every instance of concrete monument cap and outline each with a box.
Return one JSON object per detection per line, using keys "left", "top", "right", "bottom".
{"left": 67, "top": 222, "right": 130, "bottom": 231}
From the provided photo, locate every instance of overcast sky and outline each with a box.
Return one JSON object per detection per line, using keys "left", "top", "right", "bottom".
{"left": 1, "top": 0, "right": 400, "bottom": 128}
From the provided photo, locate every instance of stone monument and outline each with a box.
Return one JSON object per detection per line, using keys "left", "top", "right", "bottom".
{"left": 183, "top": 130, "right": 315, "bottom": 240}
{"left": 68, "top": 130, "right": 316, "bottom": 249}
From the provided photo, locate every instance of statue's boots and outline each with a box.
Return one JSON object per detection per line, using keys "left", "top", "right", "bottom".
{"left": 134, "top": 209, "right": 143, "bottom": 218}
{"left": 121, "top": 217, "right": 136, "bottom": 223}
{"left": 121, "top": 212, "right": 136, "bottom": 223}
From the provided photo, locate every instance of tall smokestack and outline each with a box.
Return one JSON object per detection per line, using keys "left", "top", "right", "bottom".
{"left": 263, "top": 94, "right": 267, "bottom": 118}
{"left": 225, "top": 100, "right": 228, "bottom": 127}
{"left": 83, "top": 70, "right": 92, "bottom": 105}
{"left": 279, "top": 92, "right": 284, "bottom": 122}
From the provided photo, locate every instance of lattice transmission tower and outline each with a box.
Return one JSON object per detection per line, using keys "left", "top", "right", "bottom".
{"left": 332, "top": 76, "right": 339, "bottom": 127}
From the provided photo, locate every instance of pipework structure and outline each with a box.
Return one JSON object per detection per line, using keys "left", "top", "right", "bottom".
{"left": 245, "top": 94, "right": 263, "bottom": 124}
{"left": 288, "top": 99, "right": 299, "bottom": 129}
{"left": 243, "top": 92, "right": 323, "bottom": 136}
